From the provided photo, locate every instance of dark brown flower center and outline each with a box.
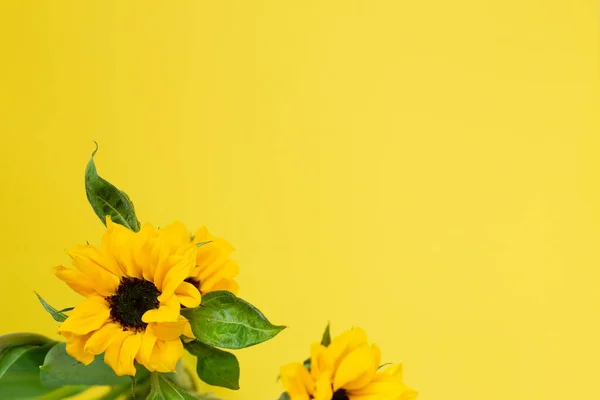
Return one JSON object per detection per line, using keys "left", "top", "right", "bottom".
{"left": 106, "top": 277, "right": 161, "bottom": 331}
{"left": 331, "top": 389, "right": 349, "bottom": 400}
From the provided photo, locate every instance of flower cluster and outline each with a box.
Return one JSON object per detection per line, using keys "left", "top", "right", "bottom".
{"left": 55, "top": 218, "right": 238, "bottom": 376}
{"left": 280, "top": 328, "right": 417, "bottom": 400}
{"left": 0, "top": 147, "right": 416, "bottom": 400}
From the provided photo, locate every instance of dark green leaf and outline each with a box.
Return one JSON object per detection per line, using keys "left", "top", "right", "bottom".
{"left": 321, "top": 323, "right": 331, "bottom": 347}
{"left": 185, "top": 341, "right": 240, "bottom": 390}
{"left": 34, "top": 292, "right": 70, "bottom": 322}
{"left": 147, "top": 372, "right": 199, "bottom": 400}
{"left": 85, "top": 143, "right": 141, "bottom": 232}
{"left": 181, "top": 291, "right": 285, "bottom": 350}
{"left": 0, "top": 340, "right": 57, "bottom": 399}
{"left": 279, "top": 392, "right": 291, "bottom": 400}
{"left": 40, "top": 342, "right": 148, "bottom": 387}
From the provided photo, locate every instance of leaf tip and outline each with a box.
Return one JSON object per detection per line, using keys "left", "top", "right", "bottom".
{"left": 91, "top": 141, "right": 99, "bottom": 157}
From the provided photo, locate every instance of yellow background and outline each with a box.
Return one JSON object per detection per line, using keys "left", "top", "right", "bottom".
{"left": 1, "top": 1, "right": 599, "bottom": 399}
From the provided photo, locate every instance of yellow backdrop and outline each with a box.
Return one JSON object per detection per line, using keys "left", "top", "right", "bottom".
{"left": 1, "top": 1, "right": 599, "bottom": 399}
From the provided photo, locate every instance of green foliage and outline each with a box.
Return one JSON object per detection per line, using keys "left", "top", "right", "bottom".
{"left": 40, "top": 342, "right": 148, "bottom": 387}
{"left": 85, "top": 143, "right": 141, "bottom": 231}
{"left": 146, "top": 372, "right": 199, "bottom": 400}
{"left": 185, "top": 341, "right": 240, "bottom": 390}
{"left": 181, "top": 291, "right": 285, "bottom": 350}
{"left": 0, "top": 333, "right": 53, "bottom": 380}
{"left": 0, "top": 334, "right": 60, "bottom": 399}
{"left": 35, "top": 292, "right": 71, "bottom": 322}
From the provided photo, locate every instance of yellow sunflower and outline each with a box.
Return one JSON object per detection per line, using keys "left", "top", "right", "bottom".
{"left": 280, "top": 328, "right": 417, "bottom": 400}
{"left": 54, "top": 217, "right": 201, "bottom": 376}
{"left": 156, "top": 221, "right": 239, "bottom": 296}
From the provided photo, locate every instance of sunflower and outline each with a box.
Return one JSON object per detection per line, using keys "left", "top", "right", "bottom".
{"left": 280, "top": 328, "right": 417, "bottom": 400}
{"left": 156, "top": 221, "right": 239, "bottom": 296}
{"left": 54, "top": 217, "right": 201, "bottom": 376}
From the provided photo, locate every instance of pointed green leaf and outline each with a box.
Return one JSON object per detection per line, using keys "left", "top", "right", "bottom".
{"left": 279, "top": 392, "right": 291, "bottom": 400}
{"left": 321, "top": 323, "right": 331, "bottom": 347}
{"left": 40, "top": 342, "right": 148, "bottom": 387}
{"left": 147, "top": 372, "right": 199, "bottom": 400}
{"left": 85, "top": 144, "right": 141, "bottom": 232}
{"left": 34, "top": 292, "right": 70, "bottom": 322}
{"left": 181, "top": 291, "right": 285, "bottom": 350}
{"left": 185, "top": 341, "right": 240, "bottom": 390}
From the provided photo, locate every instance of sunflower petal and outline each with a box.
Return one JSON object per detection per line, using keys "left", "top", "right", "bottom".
{"left": 159, "top": 222, "right": 189, "bottom": 248}
{"left": 103, "top": 217, "right": 143, "bottom": 278}
{"left": 115, "top": 333, "right": 143, "bottom": 376}
{"left": 66, "top": 251, "right": 120, "bottom": 296}
{"left": 142, "top": 294, "right": 180, "bottom": 323}
{"left": 333, "top": 344, "right": 377, "bottom": 391}
{"left": 136, "top": 330, "right": 158, "bottom": 368}
{"left": 280, "top": 362, "right": 315, "bottom": 399}
{"left": 147, "top": 316, "right": 188, "bottom": 341}
{"left": 148, "top": 339, "right": 184, "bottom": 373}
{"left": 58, "top": 296, "right": 110, "bottom": 336}
{"left": 206, "top": 278, "right": 240, "bottom": 295}
{"left": 53, "top": 266, "right": 97, "bottom": 297}
{"left": 63, "top": 332, "right": 94, "bottom": 365}
{"left": 326, "top": 328, "right": 368, "bottom": 371}
{"left": 104, "top": 330, "right": 135, "bottom": 376}
{"left": 157, "top": 246, "right": 196, "bottom": 300}
{"left": 84, "top": 322, "right": 123, "bottom": 354}
{"left": 199, "top": 260, "right": 239, "bottom": 292}
{"left": 68, "top": 243, "right": 122, "bottom": 277}
{"left": 314, "top": 374, "right": 334, "bottom": 400}
{"left": 182, "top": 319, "right": 195, "bottom": 339}
{"left": 174, "top": 281, "right": 201, "bottom": 308}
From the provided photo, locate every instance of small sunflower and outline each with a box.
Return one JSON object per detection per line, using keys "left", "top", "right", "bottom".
{"left": 54, "top": 217, "right": 201, "bottom": 376}
{"left": 157, "top": 221, "right": 239, "bottom": 296}
{"left": 280, "top": 328, "right": 417, "bottom": 400}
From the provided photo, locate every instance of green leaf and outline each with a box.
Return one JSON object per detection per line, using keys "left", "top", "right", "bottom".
{"left": 147, "top": 372, "right": 199, "bottom": 400}
{"left": 0, "top": 333, "right": 55, "bottom": 379}
{"left": 35, "top": 292, "right": 71, "bottom": 322}
{"left": 0, "top": 338, "right": 58, "bottom": 399}
{"left": 185, "top": 341, "right": 240, "bottom": 390}
{"left": 85, "top": 143, "right": 141, "bottom": 232}
{"left": 181, "top": 291, "right": 285, "bottom": 350}
{"left": 40, "top": 342, "right": 148, "bottom": 387}
{"left": 321, "top": 323, "right": 331, "bottom": 347}
{"left": 278, "top": 392, "right": 291, "bottom": 400}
